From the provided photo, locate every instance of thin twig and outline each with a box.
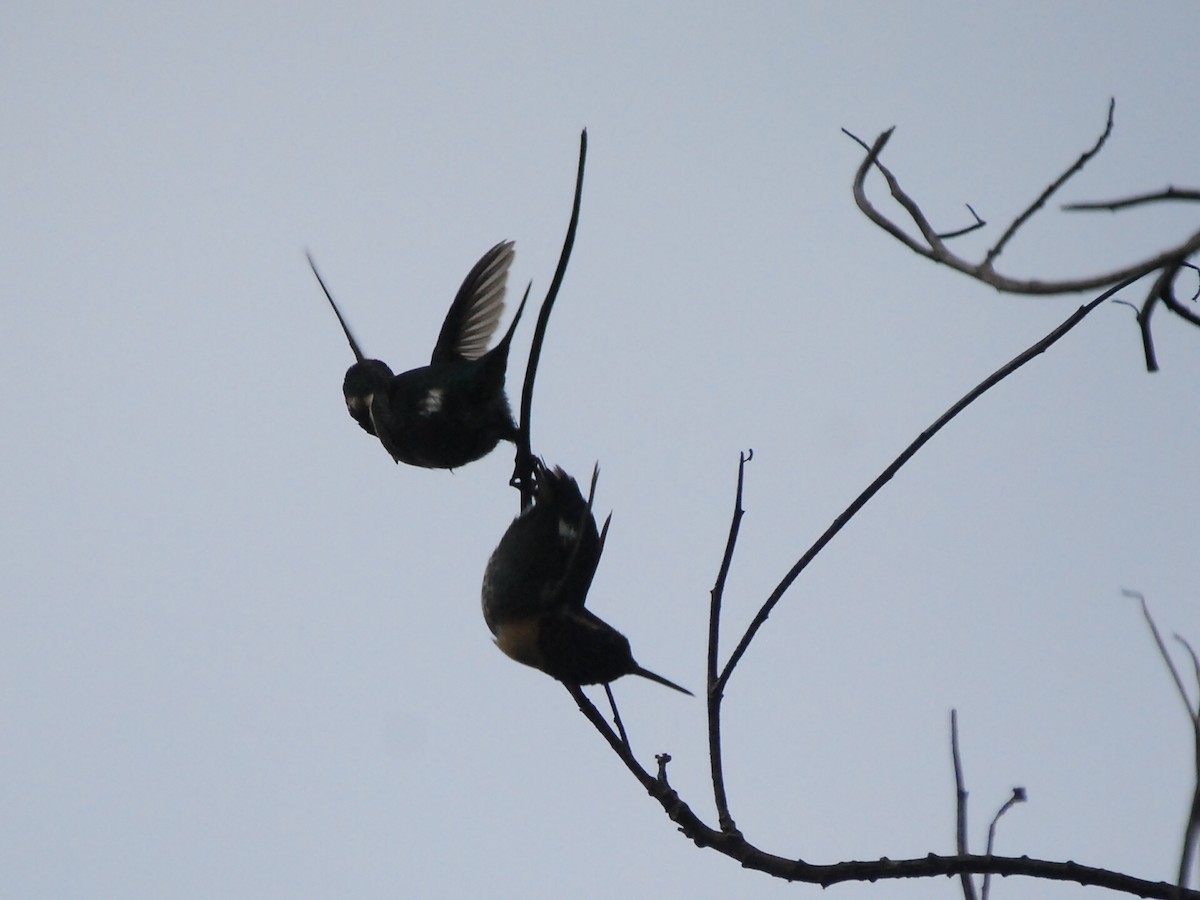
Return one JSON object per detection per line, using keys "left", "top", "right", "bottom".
{"left": 1187, "top": 264, "right": 1200, "bottom": 304}
{"left": 1064, "top": 187, "right": 1200, "bottom": 212}
{"left": 717, "top": 272, "right": 1148, "bottom": 692}
{"left": 707, "top": 449, "right": 752, "bottom": 835}
{"left": 1135, "top": 271, "right": 1166, "bottom": 372}
{"left": 939, "top": 204, "right": 987, "bottom": 241}
{"left": 516, "top": 130, "right": 588, "bottom": 509}
{"left": 565, "top": 682, "right": 1200, "bottom": 900}
{"left": 1132, "top": 260, "right": 1200, "bottom": 372}
{"left": 1125, "top": 590, "right": 1200, "bottom": 890}
{"left": 983, "top": 99, "right": 1115, "bottom": 269}
{"left": 845, "top": 113, "right": 1200, "bottom": 296}
{"left": 981, "top": 788, "right": 1027, "bottom": 900}
{"left": 847, "top": 104, "right": 1200, "bottom": 369}
{"left": 605, "top": 682, "right": 631, "bottom": 753}
{"left": 846, "top": 126, "right": 949, "bottom": 259}
{"left": 1176, "top": 636, "right": 1200, "bottom": 712}
{"left": 1177, "top": 631, "right": 1200, "bottom": 893}
{"left": 1159, "top": 269, "right": 1200, "bottom": 327}
{"left": 951, "top": 710, "right": 978, "bottom": 900}
{"left": 1124, "top": 590, "right": 1195, "bottom": 717}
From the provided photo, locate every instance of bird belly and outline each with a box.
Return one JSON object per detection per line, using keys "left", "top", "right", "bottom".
{"left": 372, "top": 366, "right": 515, "bottom": 468}
{"left": 492, "top": 617, "right": 545, "bottom": 669}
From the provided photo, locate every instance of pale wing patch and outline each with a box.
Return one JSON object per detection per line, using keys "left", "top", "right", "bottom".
{"left": 455, "top": 241, "right": 515, "bottom": 359}
{"left": 557, "top": 518, "right": 580, "bottom": 544}
{"left": 420, "top": 387, "right": 444, "bottom": 416}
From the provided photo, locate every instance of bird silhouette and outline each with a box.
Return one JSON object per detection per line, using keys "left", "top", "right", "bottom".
{"left": 307, "top": 241, "right": 526, "bottom": 469}
{"left": 482, "top": 461, "right": 691, "bottom": 694}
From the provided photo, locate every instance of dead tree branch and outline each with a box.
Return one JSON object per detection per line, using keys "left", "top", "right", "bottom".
{"left": 562, "top": 275, "right": 1200, "bottom": 898}
{"left": 951, "top": 710, "right": 979, "bottom": 900}
{"left": 716, "top": 272, "right": 1141, "bottom": 693}
{"left": 981, "top": 787, "right": 1027, "bottom": 900}
{"left": 567, "top": 674, "right": 1196, "bottom": 899}
{"left": 1125, "top": 590, "right": 1200, "bottom": 891}
{"left": 1064, "top": 187, "right": 1200, "bottom": 212}
{"left": 706, "top": 448, "right": 751, "bottom": 837}
{"left": 845, "top": 100, "right": 1200, "bottom": 371}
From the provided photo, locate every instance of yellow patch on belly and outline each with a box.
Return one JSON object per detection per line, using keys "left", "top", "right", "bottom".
{"left": 493, "top": 617, "right": 544, "bottom": 668}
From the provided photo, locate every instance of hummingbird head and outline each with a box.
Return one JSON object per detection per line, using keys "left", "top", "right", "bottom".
{"left": 342, "top": 359, "right": 393, "bottom": 434}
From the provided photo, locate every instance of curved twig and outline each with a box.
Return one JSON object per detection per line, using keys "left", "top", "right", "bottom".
{"left": 515, "top": 130, "right": 588, "bottom": 508}
{"left": 981, "top": 787, "right": 1027, "bottom": 900}
{"left": 845, "top": 104, "right": 1200, "bottom": 296}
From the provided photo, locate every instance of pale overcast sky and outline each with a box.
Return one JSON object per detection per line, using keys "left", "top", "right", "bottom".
{"left": 3, "top": 4, "right": 1198, "bottom": 899}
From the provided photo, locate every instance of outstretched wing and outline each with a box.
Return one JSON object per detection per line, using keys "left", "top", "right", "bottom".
{"left": 431, "top": 240, "right": 515, "bottom": 364}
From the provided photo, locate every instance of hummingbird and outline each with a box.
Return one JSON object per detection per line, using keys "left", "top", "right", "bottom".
{"left": 307, "top": 240, "right": 526, "bottom": 469}
{"left": 481, "top": 461, "right": 691, "bottom": 695}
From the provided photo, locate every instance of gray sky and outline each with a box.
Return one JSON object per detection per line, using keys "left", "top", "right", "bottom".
{"left": 3, "top": 4, "right": 1198, "bottom": 899}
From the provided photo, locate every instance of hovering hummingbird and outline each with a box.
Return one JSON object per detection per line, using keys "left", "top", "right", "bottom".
{"left": 307, "top": 241, "right": 526, "bottom": 469}
{"left": 481, "top": 461, "right": 691, "bottom": 695}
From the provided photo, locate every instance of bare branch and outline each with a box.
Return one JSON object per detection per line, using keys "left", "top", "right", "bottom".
{"left": 1126, "top": 261, "right": 1200, "bottom": 371}
{"left": 1178, "top": 631, "right": 1200, "bottom": 892}
{"left": 565, "top": 683, "right": 656, "bottom": 788}
{"left": 1124, "top": 589, "right": 1200, "bottom": 889}
{"left": 845, "top": 106, "right": 1200, "bottom": 297}
{"left": 539, "top": 688, "right": 1200, "bottom": 900}
{"left": 982, "top": 788, "right": 1028, "bottom": 900}
{"left": 1065, "top": 187, "right": 1200, "bottom": 212}
{"left": 939, "top": 204, "right": 987, "bottom": 241}
{"left": 604, "top": 682, "right": 631, "bottom": 754}
{"left": 983, "top": 98, "right": 1115, "bottom": 269}
{"left": 707, "top": 450, "right": 752, "bottom": 836}
{"left": 1175, "top": 635, "right": 1200, "bottom": 715}
{"left": 1159, "top": 270, "right": 1200, "bottom": 326}
{"left": 717, "top": 273, "right": 1145, "bottom": 692}
{"left": 515, "top": 130, "right": 588, "bottom": 508}
{"left": 555, "top": 120, "right": 1200, "bottom": 897}
{"left": 846, "top": 126, "right": 953, "bottom": 260}
{"left": 1125, "top": 589, "right": 1196, "bottom": 717}
{"left": 951, "top": 710, "right": 979, "bottom": 900}
{"left": 1187, "top": 265, "right": 1200, "bottom": 303}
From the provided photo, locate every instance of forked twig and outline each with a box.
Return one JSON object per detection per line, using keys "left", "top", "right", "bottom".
{"left": 1124, "top": 589, "right": 1200, "bottom": 890}
{"left": 568, "top": 666, "right": 1198, "bottom": 900}
{"left": 717, "top": 272, "right": 1147, "bottom": 693}
{"left": 981, "top": 788, "right": 1027, "bottom": 900}
{"left": 845, "top": 102, "right": 1200, "bottom": 371}
{"left": 844, "top": 100, "right": 1200, "bottom": 294}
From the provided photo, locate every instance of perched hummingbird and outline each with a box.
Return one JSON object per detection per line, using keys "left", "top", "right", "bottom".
{"left": 307, "top": 241, "right": 526, "bottom": 469}
{"left": 481, "top": 461, "right": 691, "bottom": 694}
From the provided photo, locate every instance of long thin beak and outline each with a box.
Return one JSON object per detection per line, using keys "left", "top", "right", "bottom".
{"left": 633, "top": 665, "right": 693, "bottom": 696}
{"left": 306, "top": 250, "right": 365, "bottom": 363}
